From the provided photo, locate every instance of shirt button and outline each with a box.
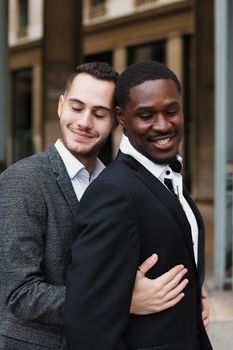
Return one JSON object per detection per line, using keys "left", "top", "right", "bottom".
{"left": 166, "top": 170, "right": 170, "bottom": 175}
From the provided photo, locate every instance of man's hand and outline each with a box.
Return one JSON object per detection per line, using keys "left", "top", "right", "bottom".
{"left": 130, "top": 254, "right": 189, "bottom": 315}
{"left": 201, "top": 287, "right": 210, "bottom": 328}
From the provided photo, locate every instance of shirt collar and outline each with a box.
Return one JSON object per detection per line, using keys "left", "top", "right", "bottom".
{"left": 119, "top": 134, "right": 182, "bottom": 179}
{"left": 55, "top": 139, "right": 105, "bottom": 180}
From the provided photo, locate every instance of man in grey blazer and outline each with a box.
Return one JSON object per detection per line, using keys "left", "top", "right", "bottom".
{"left": 0, "top": 62, "right": 204, "bottom": 349}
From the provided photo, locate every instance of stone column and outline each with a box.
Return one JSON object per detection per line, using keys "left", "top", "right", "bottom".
{"left": 166, "top": 33, "right": 183, "bottom": 84}
{"left": 0, "top": 0, "right": 8, "bottom": 171}
{"left": 112, "top": 47, "right": 127, "bottom": 158}
{"left": 194, "top": 0, "right": 214, "bottom": 201}
{"left": 43, "top": 0, "right": 83, "bottom": 147}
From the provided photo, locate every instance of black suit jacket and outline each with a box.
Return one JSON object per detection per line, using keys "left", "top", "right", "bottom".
{"left": 64, "top": 152, "right": 212, "bottom": 350}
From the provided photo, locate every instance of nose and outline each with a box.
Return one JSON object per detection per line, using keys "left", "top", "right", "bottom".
{"left": 77, "top": 110, "right": 93, "bottom": 130}
{"left": 152, "top": 113, "right": 170, "bottom": 132}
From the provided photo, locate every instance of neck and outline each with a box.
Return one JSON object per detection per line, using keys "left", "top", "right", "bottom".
{"left": 77, "top": 156, "right": 97, "bottom": 175}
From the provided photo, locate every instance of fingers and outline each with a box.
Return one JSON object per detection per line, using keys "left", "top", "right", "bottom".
{"left": 202, "top": 308, "right": 209, "bottom": 328}
{"left": 157, "top": 264, "right": 188, "bottom": 286}
{"left": 138, "top": 254, "right": 158, "bottom": 275}
{"left": 136, "top": 256, "right": 189, "bottom": 314}
{"left": 157, "top": 291, "right": 185, "bottom": 311}
{"left": 162, "top": 277, "right": 189, "bottom": 303}
{"left": 201, "top": 286, "right": 209, "bottom": 328}
{"left": 201, "top": 286, "right": 207, "bottom": 299}
{"left": 138, "top": 258, "right": 189, "bottom": 300}
{"left": 201, "top": 291, "right": 210, "bottom": 328}
{"left": 202, "top": 306, "right": 209, "bottom": 328}
{"left": 148, "top": 277, "right": 189, "bottom": 313}
{"left": 131, "top": 258, "right": 189, "bottom": 315}
{"left": 147, "top": 266, "right": 189, "bottom": 311}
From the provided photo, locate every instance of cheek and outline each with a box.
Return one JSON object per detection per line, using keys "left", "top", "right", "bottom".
{"left": 60, "top": 111, "right": 75, "bottom": 126}
{"left": 98, "top": 120, "right": 113, "bottom": 138}
{"left": 176, "top": 116, "right": 184, "bottom": 128}
{"left": 128, "top": 122, "right": 149, "bottom": 136}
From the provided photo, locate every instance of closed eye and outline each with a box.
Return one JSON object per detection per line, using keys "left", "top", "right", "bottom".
{"left": 166, "top": 109, "right": 178, "bottom": 116}
{"left": 138, "top": 114, "right": 153, "bottom": 120}
{"left": 72, "top": 107, "right": 82, "bottom": 112}
{"left": 165, "top": 103, "right": 180, "bottom": 116}
{"left": 94, "top": 113, "right": 105, "bottom": 119}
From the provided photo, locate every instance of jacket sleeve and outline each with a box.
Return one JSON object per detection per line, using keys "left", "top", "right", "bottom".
{"left": 64, "top": 180, "right": 140, "bottom": 350}
{"left": 0, "top": 164, "right": 65, "bottom": 326}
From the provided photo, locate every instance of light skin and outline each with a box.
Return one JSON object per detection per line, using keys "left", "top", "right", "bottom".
{"left": 136, "top": 254, "right": 209, "bottom": 326}
{"left": 58, "top": 73, "right": 115, "bottom": 173}
{"left": 58, "top": 73, "right": 209, "bottom": 324}
{"left": 117, "top": 78, "right": 209, "bottom": 326}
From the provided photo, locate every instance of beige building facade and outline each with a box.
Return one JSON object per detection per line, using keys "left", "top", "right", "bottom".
{"left": 8, "top": 0, "right": 214, "bottom": 199}
{"left": 8, "top": 0, "right": 223, "bottom": 284}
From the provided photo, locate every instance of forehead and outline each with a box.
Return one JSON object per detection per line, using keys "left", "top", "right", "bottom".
{"left": 128, "top": 79, "right": 181, "bottom": 106}
{"left": 66, "top": 73, "right": 115, "bottom": 104}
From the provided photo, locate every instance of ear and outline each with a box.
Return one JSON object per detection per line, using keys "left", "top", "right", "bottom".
{"left": 58, "top": 95, "right": 64, "bottom": 118}
{"left": 115, "top": 106, "right": 125, "bottom": 128}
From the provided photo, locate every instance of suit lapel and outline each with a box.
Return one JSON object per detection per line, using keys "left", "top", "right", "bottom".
{"left": 117, "top": 152, "right": 196, "bottom": 268}
{"left": 184, "top": 188, "right": 205, "bottom": 284}
{"left": 137, "top": 166, "right": 196, "bottom": 264}
{"left": 47, "top": 145, "right": 79, "bottom": 217}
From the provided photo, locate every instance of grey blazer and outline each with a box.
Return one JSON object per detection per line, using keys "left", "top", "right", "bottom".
{"left": 0, "top": 145, "right": 79, "bottom": 349}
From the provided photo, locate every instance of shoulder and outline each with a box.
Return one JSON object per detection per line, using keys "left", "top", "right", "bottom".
{"left": 3, "top": 149, "right": 46, "bottom": 169}
{"left": 81, "top": 159, "right": 138, "bottom": 205}
{"left": 94, "top": 158, "right": 137, "bottom": 186}
{"left": 0, "top": 149, "right": 53, "bottom": 191}
{"left": 1, "top": 145, "right": 61, "bottom": 177}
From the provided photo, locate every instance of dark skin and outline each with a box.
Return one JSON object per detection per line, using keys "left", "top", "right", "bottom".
{"left": 117, "top": 78, "right": 209, "bottom": 326}
{"left": 116, "top": 78, "right": 184, "bottom": 164}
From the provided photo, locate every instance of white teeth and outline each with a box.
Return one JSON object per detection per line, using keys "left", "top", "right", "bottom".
{"left": 156, "top": 138, "right": 170, "bottom": 145}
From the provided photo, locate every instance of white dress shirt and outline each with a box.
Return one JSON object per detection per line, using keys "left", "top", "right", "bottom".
{"left": 55, "top": 139, "right": 105, "bottom": 201}
{"left": 120, "top": 134, "right": 199, "bottom": 265}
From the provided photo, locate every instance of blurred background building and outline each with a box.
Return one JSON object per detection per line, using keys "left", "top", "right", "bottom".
{"left": 0, "top": 0, "right": 232, "bottom": 290}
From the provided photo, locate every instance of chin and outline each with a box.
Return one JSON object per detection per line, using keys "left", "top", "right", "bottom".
{"left": 150, "top": 155, "right": 177, "bottom": 165}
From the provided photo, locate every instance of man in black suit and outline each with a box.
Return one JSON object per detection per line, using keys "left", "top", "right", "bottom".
{"left": 0, "top": 61, "right": 199, "bottom": 350}
{"left": 64, "top": 61, "right": 213, "bottom": 350}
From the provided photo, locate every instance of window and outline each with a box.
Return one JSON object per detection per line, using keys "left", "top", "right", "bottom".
{"left": 17, "top": 0, "right": 28, "bottom": 37}
{"left": 89, "top": 0, "right": 106, "bottom": 19}
{"left": 19, "top": 0, "right": 28, "bottom": 27}
{"left": 91, "top": 0, "right": 105, "bottom": 4}
{"left": 12, "top": 68, "right": 33, "bottom": 162}
{"left": 128, "top": 40, "right": 165, "bottom": 65}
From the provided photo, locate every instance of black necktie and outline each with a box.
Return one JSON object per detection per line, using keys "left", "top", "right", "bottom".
{"left": 164, "top": 177, "right": 176, "bottom": 196}
{"left": 169, "top": 158, "right": 182, "bottom": 173}
{"left": 164, "top": 158, "right": 182, "bottom": 197}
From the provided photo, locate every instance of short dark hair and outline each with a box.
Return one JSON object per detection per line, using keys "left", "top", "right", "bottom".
{"left": 115, "top": 60, "right": 181, "bottom": 108}
{"left": 65, "top": 62, "right": 119, "bottom": 93}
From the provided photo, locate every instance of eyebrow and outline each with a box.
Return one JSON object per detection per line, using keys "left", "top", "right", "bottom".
{"left": 136, "top": 101, "right": 180, "bottom": 110}
{"left": 68, "top": 98, "right": 112, "bottom": 112}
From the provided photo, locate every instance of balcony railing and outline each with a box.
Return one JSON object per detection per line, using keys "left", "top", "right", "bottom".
{"left": 135, "top": 0, "right": 184, "bottom": 7}
{"left": 89, "top": 2, "right": 106, "bottom": 19}
{"left": 135, "top": 0, "right": 159, "bottom": 5}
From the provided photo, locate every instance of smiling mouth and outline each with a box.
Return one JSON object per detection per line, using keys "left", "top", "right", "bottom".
{"left": 71, "top": 129, "right": 95, "bottom": 139}
{"left": 156, "top": 138, "right": 171, "bottom": 145}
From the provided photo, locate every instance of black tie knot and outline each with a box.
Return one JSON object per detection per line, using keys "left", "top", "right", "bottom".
{"left": 169, "top": 158, "right": 182, "bottom": 173}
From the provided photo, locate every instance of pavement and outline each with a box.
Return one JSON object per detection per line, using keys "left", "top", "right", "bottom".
{"left": 206, "top": 287, "right": 233, "bottom": 349}
{"left": 198, "top": 203, "right": 233, "bottom": 349}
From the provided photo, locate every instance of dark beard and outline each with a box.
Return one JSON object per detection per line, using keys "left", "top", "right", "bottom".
{"left": 143, "top": 153, "right": 177, "bottom": 166}
{"left": 152, "top": 155, "right": 177, "bottom": 165}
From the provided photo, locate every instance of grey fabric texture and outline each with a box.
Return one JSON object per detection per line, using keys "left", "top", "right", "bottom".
{"left": 0, "top": 145, "right": 79, "bottom": 349}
